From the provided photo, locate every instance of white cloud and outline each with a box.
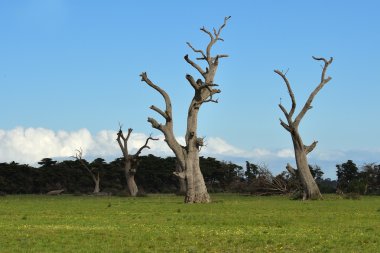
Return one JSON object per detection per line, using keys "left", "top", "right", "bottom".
{"left": 276, "top": 148, "right": 294, "bottom": 158}
{"left": 0, "top": 127, "right": 93, "bottom": 164}
{"left": 0, "top": 127, "right": 379, "bottom": 179}
{"left": 204, "top": 137, "right": 245, "bottom": 156}
{"left": 0, "top": 127, "right": 174, "bottom": 165}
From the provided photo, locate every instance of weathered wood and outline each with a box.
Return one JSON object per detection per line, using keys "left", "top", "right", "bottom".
{"left": 141, "top": 17, "right": 230, "bottom": 203}
{"left": 275, "top": 56, "right": 333, "bottom": 200}
{"left": 47, "top": 189, "right": 64, "bottom": 195}
{"left": 116, "top": 127, "right": 158, "bottom": 197}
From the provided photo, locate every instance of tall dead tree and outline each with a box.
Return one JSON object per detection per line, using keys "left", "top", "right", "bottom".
{"left": 140, "top": 17, "right": 230, "bottom": 203}
{"left": 274, "top": 56, "right": 333, "bottom": 200}
{"left": 74, "top": 149, "right": 100, "bottom": 193}
{"left": 116, "top": 127, "right": 158, "bottom": 196}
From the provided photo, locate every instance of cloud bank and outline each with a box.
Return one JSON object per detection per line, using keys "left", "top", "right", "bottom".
{"left": 0, "top": 127, "right": 379, "bottom": 179}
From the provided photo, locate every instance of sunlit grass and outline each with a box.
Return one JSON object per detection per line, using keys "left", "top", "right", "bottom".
{"left": 0, "top": 194, "right": 379, "bottom": 252}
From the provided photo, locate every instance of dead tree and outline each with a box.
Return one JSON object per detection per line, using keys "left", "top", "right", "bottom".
{"left": 140, "top": 17, "right": 230, "bottom": 203}
{"left": 116, "top": 127, "right": 158, "bottom": 197}
{"left": 74, "top": 149, "right": 100, "bottom": 194}
{"left": 274, "top": 56, "right": 333, "bottom": 200}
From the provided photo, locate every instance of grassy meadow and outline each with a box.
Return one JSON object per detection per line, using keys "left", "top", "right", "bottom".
{"left": 0, "top": 194, "right": 379, "bottom": 252}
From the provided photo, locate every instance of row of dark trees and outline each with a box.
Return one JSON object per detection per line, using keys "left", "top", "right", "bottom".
{"left": 1, "top": 156, "right": 378, "bottom": 196}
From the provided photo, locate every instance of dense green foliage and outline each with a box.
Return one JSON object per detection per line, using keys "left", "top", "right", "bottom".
{"left": 1, "top": 157, "right": 379, "bottom": 196}
{"left": 0, "top": 194, "right": 379, "bottom": 252}
{"left": 1, "top": 155, "right": 244, "bottom": 195}
{"left": 337, "top": 160, "right": 380, "bottom": 195}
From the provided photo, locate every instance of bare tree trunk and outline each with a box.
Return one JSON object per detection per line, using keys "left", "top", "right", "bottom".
{"left": 275, "top": 56, "right": 333, "bottom": 200}
{"left": 174, "top": 161, "right": 186, "bottom": 195}
{"left": 179, "top": 177, "right": 187, "bottom": 195}
{"left": 126, "top": 173, "right": 138, "bottom": 197}
{"left": 292, "top": 136, "right": 321, "bottom": 200}
{"left": 184, "top": 151, "right": 210, "bottom": 203}
{"left": 141, "top": 17, "right": 230, "bottom": 203}
{"left": 93, "top": 174, "right": 100, "bottom": 194}
{"left": 124, "top": 162, "right": 138, "bottom": 196}
{"left": 117, "top": 127, "right": 158, "bottom": 197}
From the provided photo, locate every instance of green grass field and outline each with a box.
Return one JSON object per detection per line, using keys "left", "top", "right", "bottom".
{"left": 0, "top": 194, "right": 379, "bottom": 252}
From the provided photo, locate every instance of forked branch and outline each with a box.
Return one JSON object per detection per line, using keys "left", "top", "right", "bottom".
{"left": 304, "top": 141, "right": 318, "bottom": 154}
{"left": 141, "top": 73, "right": 184, "bottom": 160}
{"left": 294, "top": 56, "right": 333, "bottom": 126}
{"left": 275, "top": 56, "right": 333, "bottom": 128}
{"left": 134, "top": 134, "right": 159, "bottom": 158}
{"left": 116, "top": 126, "right": 159, "bottom": 159}
{"left": 140, "top": 72, "right": 173, "bottom": 125}
{"left": 185, "top": 16, "right": 231, "bottom": 72}
{"left": 117, "top": 127, "right": 133, "bottom": 157}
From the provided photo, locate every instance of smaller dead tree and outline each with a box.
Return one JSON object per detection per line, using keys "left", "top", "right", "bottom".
{"left": 275, "top": 56, "right": 333, "bottom": 200}
{"left": 74, "top": 149, "right": 101, "bottom": 194}
{"left": 116, "top": 127, "right": 158, "bottom": 196}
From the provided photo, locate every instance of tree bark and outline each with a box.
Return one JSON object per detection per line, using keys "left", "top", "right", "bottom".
{"left": 292, "top": 132, "right": 321, "bottom": 200}
{"left": 117, "top": 127, "right": 157, "bottom": 197}
{"left": 126, "top": 173, "right": 138, "bottom": 197}
{"left": 140, "top": 17, "right": 230, "bottom": 203}
{"left": 184, "top": 150, "right": 210, "bottom": 203}
{"left": 124, "top": 160, "right": 138, "bottom": 196}
{"left": 174, "top": 161, "right": 186, "bottom": 195}
{"left": 93, "top": 173, "right": 100, "bottom": 194}
{"left": 275, "top": 56, "right": 333, "bottom": 200}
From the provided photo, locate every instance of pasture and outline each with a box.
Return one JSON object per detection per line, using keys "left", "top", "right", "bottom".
{"left": 0, "top": 194, "right": 379, "bottom": 252}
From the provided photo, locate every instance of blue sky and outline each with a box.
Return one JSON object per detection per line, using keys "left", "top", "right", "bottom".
{"left": 1, "top": 1, "right": 379, "bottom": 178}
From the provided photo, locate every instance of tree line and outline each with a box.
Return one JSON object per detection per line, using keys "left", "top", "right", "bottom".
{"left": 0, "top": 157, "right": 378, "bottom": 196}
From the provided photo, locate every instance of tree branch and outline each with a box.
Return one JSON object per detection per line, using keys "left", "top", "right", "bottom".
{"left": 286, "top": 163, "right": 297, "bottom": 176}
{"left": 204, "top": 16, "right": 231, "bottom": 62}
{"left": 312, "top": 56, "right": 333, "bottom": 83}
{"left": 186, "top": 74, "right": 200, "bottom": 90}
{"left": 150, "top": 105, "right": 170, "bottom": 121}
{"left": 116, "top": 127, "right": 132, "bottom": 158}
{"left": 294, "top": 56, "right": 333, "bottom": 126}
{"left": 134, "top": 135, "right": 159, "bottom": 158}
{"left": 304, "top": 140, "right": 318, "bottom": 154}
{"left": 173, "top": 171, "right": 186, "bottom": 179}
{"left": 186, "top": 42, "right": 206, "bottom": 59}
{"left": 186, "top": 16, "right": 230, "bottom": 72}
{"left": 140, "top": 72, "right": 173, "bottom": 122}
{"left": 147, "top": 117, "right": 162, "bottom": 130}
{"left": 278, "top": 103, "right": 290, "bottom": 119}
{"left": 274, "top": 69, "right": 296, "bottom": 118}
{"left": 279, "top": 118, "right": 291, "bottom": 132}
{"left": 184, "top": 55, "right": 205, "bottom": 77}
